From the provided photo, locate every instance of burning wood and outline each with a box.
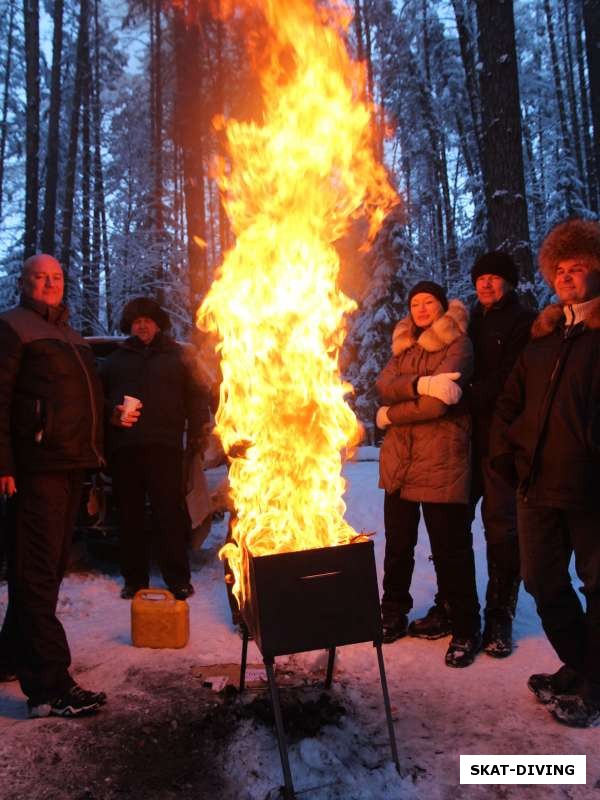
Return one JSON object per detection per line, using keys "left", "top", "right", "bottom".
{"left": 196, "top": 0, "right": 398, "bottom": 605}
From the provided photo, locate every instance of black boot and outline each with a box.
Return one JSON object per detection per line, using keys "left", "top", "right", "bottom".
{"left": 445, "top": 632, "right": 482, "bottom": 668}
{"left": 408, "top": 602, "right": 452, "bottom": 639}
{"left": 381, "top": 601, "right": 407, "bottom": 644}
{"left": 528, "top": 664, "right": 580, "bottom": 705}
{"left": 482, "top": 613, "right": 513, "bottom": 658}
{"left": 483, "top": 541, "right": 520, "bottom": 658}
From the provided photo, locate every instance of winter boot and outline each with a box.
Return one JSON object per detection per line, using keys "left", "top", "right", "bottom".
{"left": 527, "top": 665, "right": 580, "bottom": 705}
{"left": 550, "top": 694, "right": 600, "bottom": 728}
{"left": 408, "top": 602, "right": 452, "bottom": 639}
{"left": 482, "top": 613, "right": 513, "bottom": 658}
{"left": 445, "top": 632, "right": 482, "bottom": 668}
{"left": 483, "top": 541, "right": 520, "bottom": 658}
{"left": 381, "top": 601, "right": 408, "bottom": 644}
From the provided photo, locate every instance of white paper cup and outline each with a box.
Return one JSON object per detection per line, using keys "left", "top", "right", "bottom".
{"left": 121, "top": 395, "right": 142, "bottom": 422}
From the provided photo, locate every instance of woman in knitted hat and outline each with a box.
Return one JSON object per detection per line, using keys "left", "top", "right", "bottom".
{"left": 376, "top": 281, "right": 481, "bottom": 667}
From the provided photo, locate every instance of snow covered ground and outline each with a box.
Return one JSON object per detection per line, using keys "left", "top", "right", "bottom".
{"left": 0, "top": 454, "right": 597, "bottom": 799}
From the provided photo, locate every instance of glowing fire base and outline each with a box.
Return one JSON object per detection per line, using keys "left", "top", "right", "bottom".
{"left": 238, "top": 541, "right": 400, "bottom": 798}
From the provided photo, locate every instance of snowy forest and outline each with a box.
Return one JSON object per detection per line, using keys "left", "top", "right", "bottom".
{"left": 0, "top": 0, "right": 599, "bottom": 437}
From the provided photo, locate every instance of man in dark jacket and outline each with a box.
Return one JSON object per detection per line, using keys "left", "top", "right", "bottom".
{"left": 0, "top": 253, "right": 106, "bottom": 718}
{"left": 102, "top": 297, "right": 210, "bottom": 600}
{"left": 408, "top": 253, "right": 534, "bottom": 658}
{"left": 490, "top": 218, "right": 600, "bottom": 728}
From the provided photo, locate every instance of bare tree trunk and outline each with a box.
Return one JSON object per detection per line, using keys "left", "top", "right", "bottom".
{"left": 150, "top": 0, "right": 165, "bottom": 301}
{"left": 23, "top": 0, "right": 40, "bottom": 258}
{"left": 475, "top": 0, "right": 533, "bottom": 284}
{"left": 583, "top": 0, "right": 600, "bottom": 212}
{"left": 60, "top": 0, "right": 89, "bottom": 281}
{"left": 41, "top": 0, "right": 64, "bottom": 255}
{"left": 575, "top": 0, "right": 598, "bottom": 212}
{"left": 172, "top": 7, "right": 208, "bottom": 309}
{"left": 81, "top": 35, "right": 92, "bottom": 334}
{"left": 451, "top": 0, "right": 483, "bottom": 171}
{"left": 543, "top": 0, "right": 576, "bottom": 213}
{"left": 560, "top": 0, "right": 585, "bottom": 194}
{"left": 92, "top": 0, "right": 110, "bottom": 329}
{"left": 0, "top": 0, "right": 16, "bottom": 223}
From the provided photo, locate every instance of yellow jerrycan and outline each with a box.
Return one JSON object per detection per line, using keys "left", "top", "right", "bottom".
{"left": 131, "top": 588, "right": 189, "bottom": 648}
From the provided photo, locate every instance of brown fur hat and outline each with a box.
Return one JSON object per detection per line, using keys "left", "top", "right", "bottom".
{"left": 120, "top": 296, "right": 171, "bottom": 334}
{"left": 538, "top": 218, "right": 600, "bottom": 286}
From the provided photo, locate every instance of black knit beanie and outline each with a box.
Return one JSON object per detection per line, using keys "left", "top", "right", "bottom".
{"left": 407, "top": 280, "right": 449, "bottom": 311}
{"left": 120, "top": 297, "right": 171, "bottom": 334}
{"left": 471, "top": 251, "right": 518, "bottom": 287}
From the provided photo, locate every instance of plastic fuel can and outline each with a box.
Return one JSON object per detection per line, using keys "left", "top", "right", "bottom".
{"left": 131, "top": 588, "right": 189, "bottom": 648}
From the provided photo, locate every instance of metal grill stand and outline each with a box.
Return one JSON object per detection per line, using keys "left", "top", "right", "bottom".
{"left": 236, "top": 541, "right": 400, "bottom": 800}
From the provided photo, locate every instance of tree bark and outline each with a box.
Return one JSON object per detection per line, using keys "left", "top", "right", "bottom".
{"left": 583, "top": 0, "right": 600, "bottom": 212}
{"left": 172, "top": 7, "right": 208, "bottom": 309}
{"left": 41, "top": 0, "right": 64, "bottom": 255}
{"left": 92, "top": 0, "right": 111, "bottom": 330}
{"left": 575, "top": 0, "right": 597, "bottom": 212}
{"left": 60, "top": 0, "right": 89, "bottom": 281}
{"left": 475, "top": 0, "right": 533, "bottom": 284}
{"left": 0, "top": 0, "right": 16, "bottom": 224}
{"left": 23, "top": 0, "right": 40, "bottom": 258}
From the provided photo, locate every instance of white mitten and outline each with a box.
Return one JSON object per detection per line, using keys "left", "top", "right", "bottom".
{"left": 417, "top": 372, "right": 462, "bottom": 405}
{"left": 376, "top": 406, "right": 392, "bottom": 429}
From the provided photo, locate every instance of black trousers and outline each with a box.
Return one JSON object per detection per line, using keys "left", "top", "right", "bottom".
{"left": 0, "top": 470, "right": 82, "bottom": 704}
{"left": 469, "top": 454, "right": 520, "bottom": 618}
{"left": 382, "top": 492, "right": 480, "bottom": 638}
{"left": 111, "top": 444, "right": 191, "bottom": 590}
{"left": 517, "top": 500, "right": 600, "bottom": 697}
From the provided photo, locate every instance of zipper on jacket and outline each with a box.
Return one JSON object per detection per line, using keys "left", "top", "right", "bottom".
{"left": 58, "top": 328, "right": 105, "bottom": 467}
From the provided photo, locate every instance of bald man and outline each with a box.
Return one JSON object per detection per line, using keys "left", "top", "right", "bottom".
{"left": 0, "top": 254, "right": 106, "bottom": 717}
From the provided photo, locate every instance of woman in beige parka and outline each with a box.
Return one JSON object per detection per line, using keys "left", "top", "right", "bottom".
{"left": 376, "top": 280, "right": 480, "bottom": 667}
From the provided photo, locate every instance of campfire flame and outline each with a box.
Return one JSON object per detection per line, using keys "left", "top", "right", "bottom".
{"left": 197, "top": 0, "right": 398, "bottom": 604}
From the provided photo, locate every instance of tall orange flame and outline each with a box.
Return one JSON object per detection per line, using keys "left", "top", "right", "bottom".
{"left": 197, "top": 0, "right": 398, "bottom": 605}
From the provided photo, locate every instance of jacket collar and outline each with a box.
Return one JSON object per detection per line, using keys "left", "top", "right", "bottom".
{"left": 531, "top": 295, "right": 600, "bottom": 339}
{"left": 19, "top": 293, "right": 69, "bottom": 325}
{"left": 392, "top": 299, "right": 469, "bottom": 355}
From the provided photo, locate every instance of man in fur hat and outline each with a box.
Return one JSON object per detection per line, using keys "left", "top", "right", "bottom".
{"left": 101, "top": 297, "right": 210, "bottom": 600}
{"left": 490, "top": 218, "right": 600, "bottom": 727}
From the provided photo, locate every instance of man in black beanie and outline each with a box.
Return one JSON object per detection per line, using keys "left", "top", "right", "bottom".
{"left": 408, "top": 252, "right": 535, "bottom": 658}
{"left": 101, "top": 297, "right": 210, "bottom": 600}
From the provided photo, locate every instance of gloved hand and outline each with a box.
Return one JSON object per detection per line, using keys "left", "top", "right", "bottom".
{"left": 417, "top": 372, "right": 462, "bottom": 405}
{"left": 376, "top": 406, "right": 392, "bottom": 429}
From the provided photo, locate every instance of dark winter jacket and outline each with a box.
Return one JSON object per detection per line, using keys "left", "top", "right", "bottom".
{"left": 376, "top": 300, "right": 474, "bottom": 503}
{"left": 489, "top": 297, "right": 600, "bottom": 511}
{"left": 101, "top": 332, "right": 210, "bottom": 455}
{"left": 0, "top": 295, "right": 104, "bottom": 475}
{"left": 468, "top": 290, "right": 535, "bottom": 455}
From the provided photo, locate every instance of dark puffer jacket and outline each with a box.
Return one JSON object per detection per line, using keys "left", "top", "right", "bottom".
{"left": 468, "top": 290, "right": 535, "bottom": 455}
{"left": 0, "top": 296, "right": 104, "bottom": 474}
{"left": 490, "top": 297, "right": 600, "bottom": 511}
{"left": 376, "top": 300, "right": 474, "bottom": 503}
{"left": 101, "top": 333, "right": 210, "bottom": 455}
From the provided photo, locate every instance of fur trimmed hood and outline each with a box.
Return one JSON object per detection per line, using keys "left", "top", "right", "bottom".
{"left": 531, "top": 296, "right": 600, "bottom": 339}
{"left": 392, "top": 299, "right": 469, "bottom": 355}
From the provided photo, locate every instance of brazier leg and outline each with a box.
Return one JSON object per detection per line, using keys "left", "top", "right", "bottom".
{"left": 265, "top": 658, "right": 295, "bottom": 800}
{"left": 239, "top": 624, "right": 249, "bottom": 692}
{"left": 325, "top": 647, "right": 336, "bottom": 689}
{"left": 375, "top": 642, "right": 400, "bottom": 773}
